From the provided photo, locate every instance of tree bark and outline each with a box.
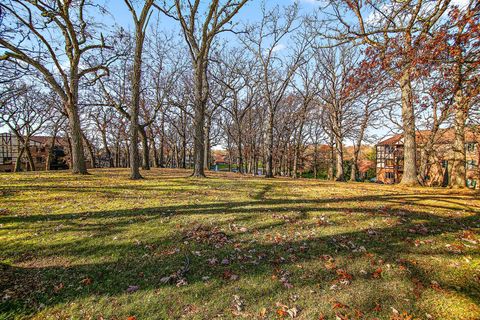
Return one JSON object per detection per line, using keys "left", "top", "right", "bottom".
{"left": 66, "top": 103, "right": 87, "bottom": 174}
{"left": 335, "top": 137, "right": 344, "bottom": 181}
{"left": 46, "top": 128, "right": 58, "bottom": 171}
{"left": 14, "top": 147, "right": 25, "bottom": 172}
{"left": 204, "top": 119, "right": 211, "bottom": 171}
{"left": 139, "top": 126, "right": 150, "bottom": 170}
{"left": 293, "top": 120, "right": 305, "bottom": 179}
{"left": 450, "top": 93, "right": 467, "bottom": 188}
{"left": 399, "top": 72, "right": 419, "bottom": 186}
{"left": 192, "top": 66, "right": 207, "bottom": 177}
{"left": 265, "top": 111, "right": 275, "bottom": 178}
{"left": 82, "top": 133, "right": 96, "bottom": 169}
{"left": 101, "top": 129, "right": 114, "bottom": 168}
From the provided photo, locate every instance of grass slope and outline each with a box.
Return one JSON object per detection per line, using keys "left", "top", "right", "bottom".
{"left": 0, "top": 169, "right": 479, "bottom": 319}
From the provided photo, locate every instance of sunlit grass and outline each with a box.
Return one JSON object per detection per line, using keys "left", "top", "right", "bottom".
{"left": 0, "top": 168, "right": 479, "bottom": 319}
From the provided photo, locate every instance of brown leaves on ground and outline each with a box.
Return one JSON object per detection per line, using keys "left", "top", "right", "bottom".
{"left": 275, "top": 302, "right": 299, "bottom": 318}
{"left": 222, "top": 270, "right": 239, "bottom": 281}
{"left": 272, "top": 269, "right": 293, "bottom": 288}
{"left": 458, "top": 230, "right": 478, "bottom": 244}
{"left": 330, "top": 300, "right": 364, "bottom": 320}
{"left": 372, "top": 267, "right": 383, "bottom": 279}
{"left": 53, "top": 282, "right": 64, "bottom": 293}
{"left": 183, "top": 225, "right": 230, "bottom": 248}
{"left": 160, "top": 255, "right": 190, "bottom": 286}
{"left": 79, "top": 277, "right": 92, "bottom": 286}
{"left": 390, "top": 311, "right": 414, "bottom": 320}
{"left": 335, "top": 269, "right": 353, "bottom": 285}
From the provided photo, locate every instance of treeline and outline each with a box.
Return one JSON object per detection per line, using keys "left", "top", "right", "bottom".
{"left": 0, "top": 0, "right": 479, "bottom": 187}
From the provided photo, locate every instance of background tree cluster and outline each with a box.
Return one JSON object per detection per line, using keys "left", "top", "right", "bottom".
{"left": 0, "top": 0, "right": 478, "bottom": 187}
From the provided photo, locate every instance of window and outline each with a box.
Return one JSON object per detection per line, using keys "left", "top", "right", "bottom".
{"left": 466, "top": 160, "right": 477, "bottom": 170}
{"left": 385, "top": 145, "right": 395, "bottom": 154}
{"left": 467, "top": 143, "right": 476, "bottom": 152}
{"left": 3, "top": 157, "right": 12, "bottom": 164}
{"left": 385, "top": 172, "right": 395, "bottom": 179}
{"left": 385, "top": 159, "right": 395, "bottom": 167}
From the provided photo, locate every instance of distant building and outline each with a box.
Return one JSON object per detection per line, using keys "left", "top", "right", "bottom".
{"left": 376, "top": 128, "right": 480, "bottom": 186}
{"left": 0, "top": 133, "right": 70, "bottom": 172}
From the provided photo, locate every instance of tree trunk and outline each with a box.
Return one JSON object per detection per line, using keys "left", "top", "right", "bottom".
{"left": 14, "top": 147, "right": 25, "bottom": 172}
{"left": 139, "top": 126, "right": 150, "bottom": 170}
{"left": 23, "top": 138, "right": 35, "bottom": 171}
{"left": 46, "top": 128, "right": 58, "bottom": 171}
{"left": 66, "top": 103, "right": 87, "bottom": 174}
{"left": 151, "top": 136, "right": 158, "bottom": 168}
{"left": 265, "top": 111, "right": 274, "bottom": 178}
{"left": 159, "top": 117, "right": 165, "bottom": 168}
{"left": 204, "top": 117, "right": 211, "bottom": 171}
{"left": 328, "top": 135, "right": 335, "bottom": 180}
{"left": 450, "top": 93, "right": 467, "bottom": 188}
{"left": 335, "top": 137, "right": 344, "bottom": 181}
{"left": 82, "top": 133, "right": 95, "bottom": 169}
{"left": 101, "top": 130, "right": 113, "bottom": 168}
{"left": 293, "top": 121, "right": 304, "bottom": 179}
{"left": 192, "top": 63, "right": 207, "bottom": 177}
{"left": 237, "top": 127, "right": 244, "bottom": 174}
{"left": 399, "top": 72, "right": 419, "bottom": 186}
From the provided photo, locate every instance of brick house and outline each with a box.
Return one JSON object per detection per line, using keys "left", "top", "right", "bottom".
{"left": 376, "top": 128, "right": 480, "bottom": 186}
{"left": 0, "top": 133, "right": 70, "bottom": 172}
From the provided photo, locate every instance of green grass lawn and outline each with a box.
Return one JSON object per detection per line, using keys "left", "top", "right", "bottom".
{"left": 0, "top": 169, "right": 479, "bottom": 320}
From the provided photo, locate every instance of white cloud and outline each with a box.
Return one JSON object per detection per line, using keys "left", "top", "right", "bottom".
{"left": 272, "top": 43, "right": 286, "bottom": 53}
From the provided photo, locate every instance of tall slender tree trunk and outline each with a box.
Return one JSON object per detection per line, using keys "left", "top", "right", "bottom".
{"left": 139, "top": 126, "right": 150, "bottom": 170}
{"left": 450, "top": 93, "right": 467, "bottom": 188}
{"left": 293, "top": 121, "right": 305, "bottom": 179}
{"left": 350, "top": 116, "right": 369, "bottom": 181}
{"left": 335, "top": 137, "right": 344, "bottom": 181}
{"left": 399, "top": 72, "right": 419, "bottom": 186}
{"left": 350, "top": 148, "right": 359, "bottom": 182}
{"left": 151, "top": 136, "right": 158, "bottom": 168}
{"left": 46, "top": 128, "right": 58, "bottom": 171}
{"left": 192, "top": 64, "right": 207, "bottom": 177}
{"left": 159, "top": 115, "right": 165, "bottom": 168}
{"left": 101, "top": 130, "right": 113, "bottom": 168}
{"left": 328, "top": 137, "right": 335, "bottom": 181}
{"left": 265, "top": 110, "right": 274, "bottom": 178}
{"left": 182, "top": 137, "right": 187, "bottom": 169}
{"left": 237, "top": 127, "right": 244, "bottom": 174}
{"left": 204, "top": 119, "right": 211, "bottom": 171}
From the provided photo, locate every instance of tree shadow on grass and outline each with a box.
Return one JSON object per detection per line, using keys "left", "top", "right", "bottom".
{"left": 0, "top": 192, "right": 479, "bottom": 318}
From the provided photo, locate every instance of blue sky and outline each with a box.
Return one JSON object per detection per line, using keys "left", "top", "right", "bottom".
{"left": 102, "top": 0, "right": 321, "bottom": 31}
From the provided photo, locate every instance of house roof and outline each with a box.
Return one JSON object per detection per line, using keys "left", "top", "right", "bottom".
{"left": 377, "top": 128, "right": 480, "bottom": 146}
{"left": 212, "top": 151, "right": 228, "bottom": 164}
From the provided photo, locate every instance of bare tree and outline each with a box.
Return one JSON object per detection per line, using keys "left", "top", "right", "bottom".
{"left": 158, "top": 0, "right": 249, "bottom": 177}
{"left": 0, "top": 0, "right": 112, "bottom": 174}
{"left": 241, "top": 4, "right": 310, "bottom": 178}
{"left": 0, "top": 82, "right": 53, "bottom": 171}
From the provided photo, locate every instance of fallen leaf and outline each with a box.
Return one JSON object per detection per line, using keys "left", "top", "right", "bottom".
{"left": 126, "top": 285, "right": 139, "bottom": 293}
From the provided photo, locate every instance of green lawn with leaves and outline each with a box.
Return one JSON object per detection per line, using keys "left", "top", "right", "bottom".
{"left": 0, "top": 169, "right": 479, "bottom": 320}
